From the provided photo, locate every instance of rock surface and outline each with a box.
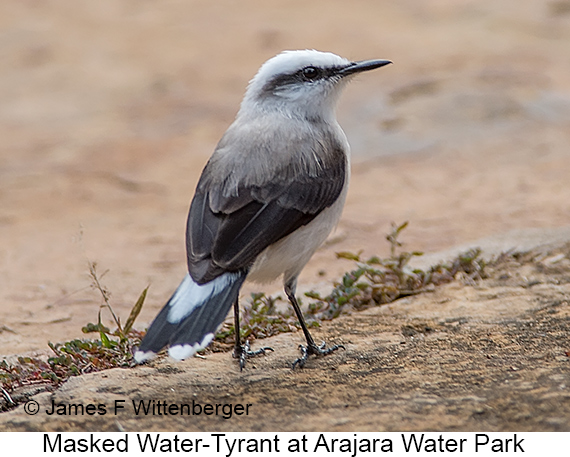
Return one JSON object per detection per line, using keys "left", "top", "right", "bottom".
{"left": 2, "top": 239, "right": 570, "bottom": 431}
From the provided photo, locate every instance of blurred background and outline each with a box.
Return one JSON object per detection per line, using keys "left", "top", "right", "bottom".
{"left": 1, "top": 0, "right": 569, "bottom": 356}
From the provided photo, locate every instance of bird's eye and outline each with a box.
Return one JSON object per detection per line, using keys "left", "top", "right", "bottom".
{"left": 301, "top": 66, "right": 320, "bottom": 81}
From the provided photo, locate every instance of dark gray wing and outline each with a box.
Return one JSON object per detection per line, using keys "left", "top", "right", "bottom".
{"left": 186, "top": 144, "right": 346, "bottom": 284}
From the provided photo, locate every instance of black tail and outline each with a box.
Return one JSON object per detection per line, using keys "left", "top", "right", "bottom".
{"left": 134, "top": 271, "right": 246, "bottom": 363}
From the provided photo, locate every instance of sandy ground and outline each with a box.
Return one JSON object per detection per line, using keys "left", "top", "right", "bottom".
{"left": 1, "top": 0, "right": 570, "bottom": 431}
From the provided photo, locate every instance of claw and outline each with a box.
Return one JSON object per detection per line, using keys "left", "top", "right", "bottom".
{"left": 234, "top": 340, "right": 274, "bottom": 371}
{"left": 292, "top": 341, "right": 345, "bottom": 369}
{"left": 292, "top": 345, "right": 308, "bottom": 369}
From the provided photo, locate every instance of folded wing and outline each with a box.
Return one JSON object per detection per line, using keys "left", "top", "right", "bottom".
{"left": 187, "top": 136, "right": 346, "bottom": 284}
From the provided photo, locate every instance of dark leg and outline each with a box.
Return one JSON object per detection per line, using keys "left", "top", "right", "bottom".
{"left": 232, "top": 298, "right": 273, "bottom": 371}
{"left": 284, "top": 279, "right": 345, "bottom": 369}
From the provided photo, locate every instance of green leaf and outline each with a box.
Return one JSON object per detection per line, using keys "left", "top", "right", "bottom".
{"left": 304, "top": 291, "right": 322, "bottom": 300}
{"left": 336, "top": 251, "right": 362, "bottom": 261}
{"left": 98, "top": 310, "right": 113, "bottom": 348}
{"left": 100, "top": 331, "right": 114, "bottom": 349}
{"left": 82, "top": 322, "right": 110, "bottom": 334}
{"left": 124, "top": 286, "right": 148, "bottom": 335}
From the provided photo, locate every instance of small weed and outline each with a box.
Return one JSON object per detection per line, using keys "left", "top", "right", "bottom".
{"left": 305, "top": 223, "right": 486, "bottom": 317}
{"left": 214, "top": 293, "right": 298, "bottom": 348}
{"left": 0, "top": 262, "right": 147, "bottom": 411}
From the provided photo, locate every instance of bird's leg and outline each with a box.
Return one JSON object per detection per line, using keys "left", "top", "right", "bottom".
{"left": 284, "top": 280, "right": 345, "bottom": 369}
{"left": 232, "top": 297, "right": 273, "bottom": 371}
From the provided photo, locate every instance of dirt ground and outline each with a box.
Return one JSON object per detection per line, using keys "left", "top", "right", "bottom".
{"left": 1, "top": 0, "right": 570, "bottom": 431}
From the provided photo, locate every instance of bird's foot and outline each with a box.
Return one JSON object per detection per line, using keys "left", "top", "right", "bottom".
{"left": 292, "top": 341, "right": 345, "bottom": 369}
{"left": 233, "top": 340, "right": 274, "bottom": 371}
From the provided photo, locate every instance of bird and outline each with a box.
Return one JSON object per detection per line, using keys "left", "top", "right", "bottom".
{"left": 134, "top": 50, "right": 391, "bottom": 369}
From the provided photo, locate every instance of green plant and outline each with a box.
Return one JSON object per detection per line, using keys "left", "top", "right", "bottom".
{"left": 1, "top": 262, "right": 147, "bottom": 411}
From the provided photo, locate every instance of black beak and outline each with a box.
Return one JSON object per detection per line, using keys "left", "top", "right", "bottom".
{"left": 339, "top": 59, "right": 392, "bottom": 77}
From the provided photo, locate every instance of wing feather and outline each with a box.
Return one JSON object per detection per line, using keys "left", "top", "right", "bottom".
{"left": 186, "top": 121, "right": 347, "bottom": 284}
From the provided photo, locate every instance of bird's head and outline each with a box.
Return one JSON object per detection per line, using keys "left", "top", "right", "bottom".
{"left": 240, "top": 50, "right": 391, "bottom": 121}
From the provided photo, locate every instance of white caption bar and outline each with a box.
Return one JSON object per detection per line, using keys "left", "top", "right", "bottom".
{"left": 0, "top": 432, "right": 567, "bottom": 455}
